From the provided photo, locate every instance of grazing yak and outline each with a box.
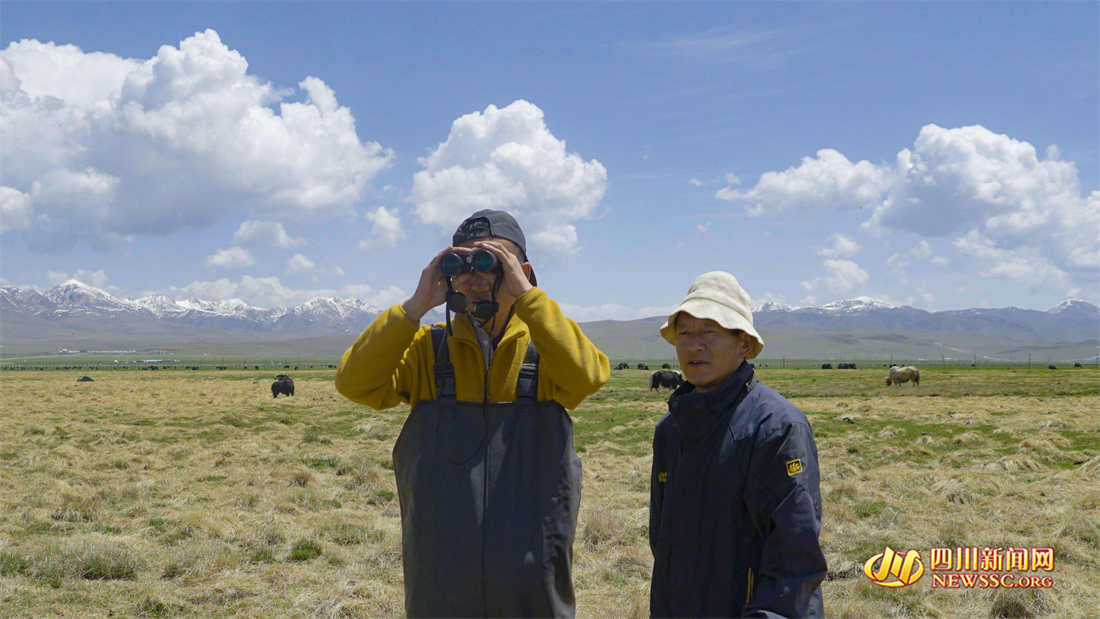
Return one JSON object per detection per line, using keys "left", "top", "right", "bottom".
{"left": 886, "top": 366, "right": 920, "bottom": 387}
{"left": 661, "top": 363, "right": 672, "bottom": 369}
{"left": 649, "top": 370, "right": 684, "bottom": 391}
{"left": 615, "top": 362, "right": 630, "bottom": 370}
{"left": 272, "top": 374, "right": 295, "bottom": 398}
{"left": 637, "top": 363, "right": 649, "bottom": 370}
{"left": 821, "top": 363, "right": 833, "bottom": 370}
{"left": 76, "top": 376, "right": 94, "bottom": 382}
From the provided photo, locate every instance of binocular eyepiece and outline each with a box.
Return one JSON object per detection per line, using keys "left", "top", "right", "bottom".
{"left": 439, "top": 250, "right": 499, "bottom": 276}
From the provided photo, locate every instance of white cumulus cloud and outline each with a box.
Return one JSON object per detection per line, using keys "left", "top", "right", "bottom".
{"left": 0, "top": 186, "right": 34, "bottom": 232}
{"left": 171, "top": 278, "right": 238, "bottom": 301}
{"left": 341, "top": 283, "right": 408, "bottom": 308}
{"left": 817, "top": 233, "right": 860, "bottom": 259}
{"left": 285, "top": 253, "right": 316, "bottom": 275}
{"left": 800, "top": 259, "right": 869, "bottom": 293}
{"left": 358, "top": 206, "right": 406, "bottom": 250}
{"left": 171, "top": 276, "right": 336, "bottom": 307}
{"left": 205, "top": 246, "right": 255, "bottom": 270}
{"left": 953, "top": 230, "right": 1073, "bottom": 296}
{"left": 717, "top": 149, "right": 891, "bottom": 215}
{"left": 236, "top": 275, "right": 335, "bottom": 307}
{"left": 872, "top": 126, "right": 1097, "bottom": 296}
{"left": 233, "top": 220, "right": 305, "bottom": 248}
{"left": 1, "top": 31, "right": 393, "bottom": 253}
{"left": 408, "top": 100, "right": 607, "bottom": 258}
{"left": 719, "top": 124, "right": 1097, "bottom": 297}
{"left": 48, "top": 269, "right": 110, "bottom": 289}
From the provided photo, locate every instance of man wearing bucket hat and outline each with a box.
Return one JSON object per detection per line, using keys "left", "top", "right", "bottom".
{"left": 649, "top": 272, "right": 826, "bottom": 618}
{"left": 336, "top": 209, "right": 609, "bottom": 618}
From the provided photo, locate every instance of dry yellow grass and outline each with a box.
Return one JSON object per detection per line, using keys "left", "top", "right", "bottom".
{"left": 0, "top": 366, "right": 1097, "bottom": 618}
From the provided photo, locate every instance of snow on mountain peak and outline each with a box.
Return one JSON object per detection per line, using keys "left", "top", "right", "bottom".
{"left": 753, "top": 301, "right": 798, "bottom": 313}
{"left": 1047, "top": 299, "right": 1099, "bottom": 315}
{"left": 44, "top": 280, "right": 136, "bottom": 312}
{"left": 814, "top": 296, "right": 898, "bottom": 314}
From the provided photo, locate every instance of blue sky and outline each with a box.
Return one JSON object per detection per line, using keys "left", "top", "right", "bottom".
{"left": 2, "top": 2, "right": 1097, "bottom": 320}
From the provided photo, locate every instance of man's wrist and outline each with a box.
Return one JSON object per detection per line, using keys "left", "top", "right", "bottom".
{"left": 402, "top": 298, "right": 428, "bottom": 322}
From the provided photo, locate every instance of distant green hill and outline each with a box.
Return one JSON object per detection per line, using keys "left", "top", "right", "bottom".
{"left": 578, "top": 318, "right": 1099, "bottom": 365}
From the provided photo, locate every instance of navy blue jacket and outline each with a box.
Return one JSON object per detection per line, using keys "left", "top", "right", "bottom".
{"left": 650, "top": 362, "right": 826, "bottom": 618}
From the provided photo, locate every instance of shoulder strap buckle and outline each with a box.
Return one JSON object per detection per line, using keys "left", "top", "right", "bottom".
{"left": 516, "top": 341, "right": 539, "bottom": 401}
{"left": 430, "top": 326, "right": 456, "bottom": 400}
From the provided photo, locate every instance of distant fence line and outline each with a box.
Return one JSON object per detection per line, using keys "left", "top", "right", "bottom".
{"left": 0, "top": 362, "right": 340, "bottom": 371}
{"left": 606, "top": 357, "right": 1098, "bottom": 370}
{"left": 3, "top": 355, "right": 1098, "bottom": 371}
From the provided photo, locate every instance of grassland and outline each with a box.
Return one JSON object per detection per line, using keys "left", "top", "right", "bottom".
{"left": 0, "top": 366, "right": 1097, "bottom": 618}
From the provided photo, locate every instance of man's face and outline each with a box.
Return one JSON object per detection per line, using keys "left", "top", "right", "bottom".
{"left": 451, "top": 237, "right": 523, "bottom": 324}
{"left": 674, "top": 313, "right": 753, "bottom": 393}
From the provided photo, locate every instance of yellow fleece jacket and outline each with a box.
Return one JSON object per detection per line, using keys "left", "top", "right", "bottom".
{"left": 335, "top": 287, "right": 610, "bottom": 411}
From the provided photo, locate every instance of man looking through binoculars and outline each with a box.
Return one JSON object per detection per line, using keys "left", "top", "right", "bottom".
{"left": 335, "top": 209, "right": 610, "bottom": 618}
{"left": 410, "top": 235, "right": 532, "bottom": 338}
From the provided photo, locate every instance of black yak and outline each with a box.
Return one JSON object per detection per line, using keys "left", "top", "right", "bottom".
{"left": 272, "top": 374, "right": 295, "bottom": 398}
{"left": 649, "top": 370, "right": 684, "bottom": 391}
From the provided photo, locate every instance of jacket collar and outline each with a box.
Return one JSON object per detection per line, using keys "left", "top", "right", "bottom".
{"left": 448, "top": 311, "right": 528, "bottom": 351}
{"left": 666, "top": 362, "right": 755, "bottom": 443}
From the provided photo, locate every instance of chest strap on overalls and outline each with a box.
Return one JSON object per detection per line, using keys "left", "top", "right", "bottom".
{"left": 516, "top": 341, "right": 540, "bottom": 402}
{"left": 431, "top": 325, "right": 540, "bottom": 402}
{"left": 430, "top": 326, "right": 457, "bottom": 404}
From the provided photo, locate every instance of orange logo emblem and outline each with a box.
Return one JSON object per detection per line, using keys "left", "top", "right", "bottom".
{"left": 864, "top": 546, "right": 924, "bottom": 587}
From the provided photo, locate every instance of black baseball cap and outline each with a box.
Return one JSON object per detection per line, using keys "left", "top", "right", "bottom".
{"left": 452, "top": 209, "right": 536, "bottom": 285}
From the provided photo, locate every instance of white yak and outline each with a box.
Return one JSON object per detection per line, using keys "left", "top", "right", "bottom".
{"left": 886, "top": 366, "right": 920, "bottom": 387}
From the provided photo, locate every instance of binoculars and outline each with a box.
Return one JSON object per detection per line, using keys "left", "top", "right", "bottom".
{"left": 439, "top": 250, "right": 499, "bottom": 276}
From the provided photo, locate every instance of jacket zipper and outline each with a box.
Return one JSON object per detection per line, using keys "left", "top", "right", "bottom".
{"left": 747, "top": 566, "right": 754, "bottom": 604}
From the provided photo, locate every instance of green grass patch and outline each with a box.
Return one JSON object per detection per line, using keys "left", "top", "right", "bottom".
{"left": 248, "top": 546, "right": 277, "bottom": 564}
{"left": 0, "top": 550, "right": 32, "bottom": 576}
{"left": 305, "top": 456, "right": 341, "bottom": 470}
{"left": 321, "top": 522, "right": 384, "bottom": 546}
{"left": 288, "top": 539, "right": 323, "bottom": 562}
{"left": 135, "top": 596, "right": 187, "bottom": 617}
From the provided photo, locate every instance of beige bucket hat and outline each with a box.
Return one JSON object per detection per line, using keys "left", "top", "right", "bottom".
{"left": 659, "top": 271, "right": 765, "bottom": 360}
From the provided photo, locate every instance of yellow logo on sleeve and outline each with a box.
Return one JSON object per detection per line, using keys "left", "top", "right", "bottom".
{"left": 658, "top": 472, "right": 667, "bottom": 483}
{"left": 786, "top": 459, "right": 803, "bottom": 476}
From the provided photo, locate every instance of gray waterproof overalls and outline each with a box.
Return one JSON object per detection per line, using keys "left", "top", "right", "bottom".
{"left": 392, "top": 326, "right": 582, "bottom": 618}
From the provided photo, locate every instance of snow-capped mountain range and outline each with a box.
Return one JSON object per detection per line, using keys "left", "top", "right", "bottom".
{"left": 3, "top": 280, "right": 388, "bottom": 332}
{"left": 747, "top": 294, "right": 1098, "bottom": 339}
{"left": 3, "top": 281, "right": 1096, "bottom": 337}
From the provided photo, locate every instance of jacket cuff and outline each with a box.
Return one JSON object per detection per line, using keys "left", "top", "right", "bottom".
{"left": 511, "top": 286, "right": 547, "bottom": 317}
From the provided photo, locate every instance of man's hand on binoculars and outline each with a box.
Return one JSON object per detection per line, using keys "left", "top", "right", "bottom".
{"left": 402, "top": 241, "right": 531, "bottom": 323}
{"left": 469, "top": 239, "right": 533, "bottom": 299}
{"left": 402, "top": 248, "right": 459, "bottom": 322}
